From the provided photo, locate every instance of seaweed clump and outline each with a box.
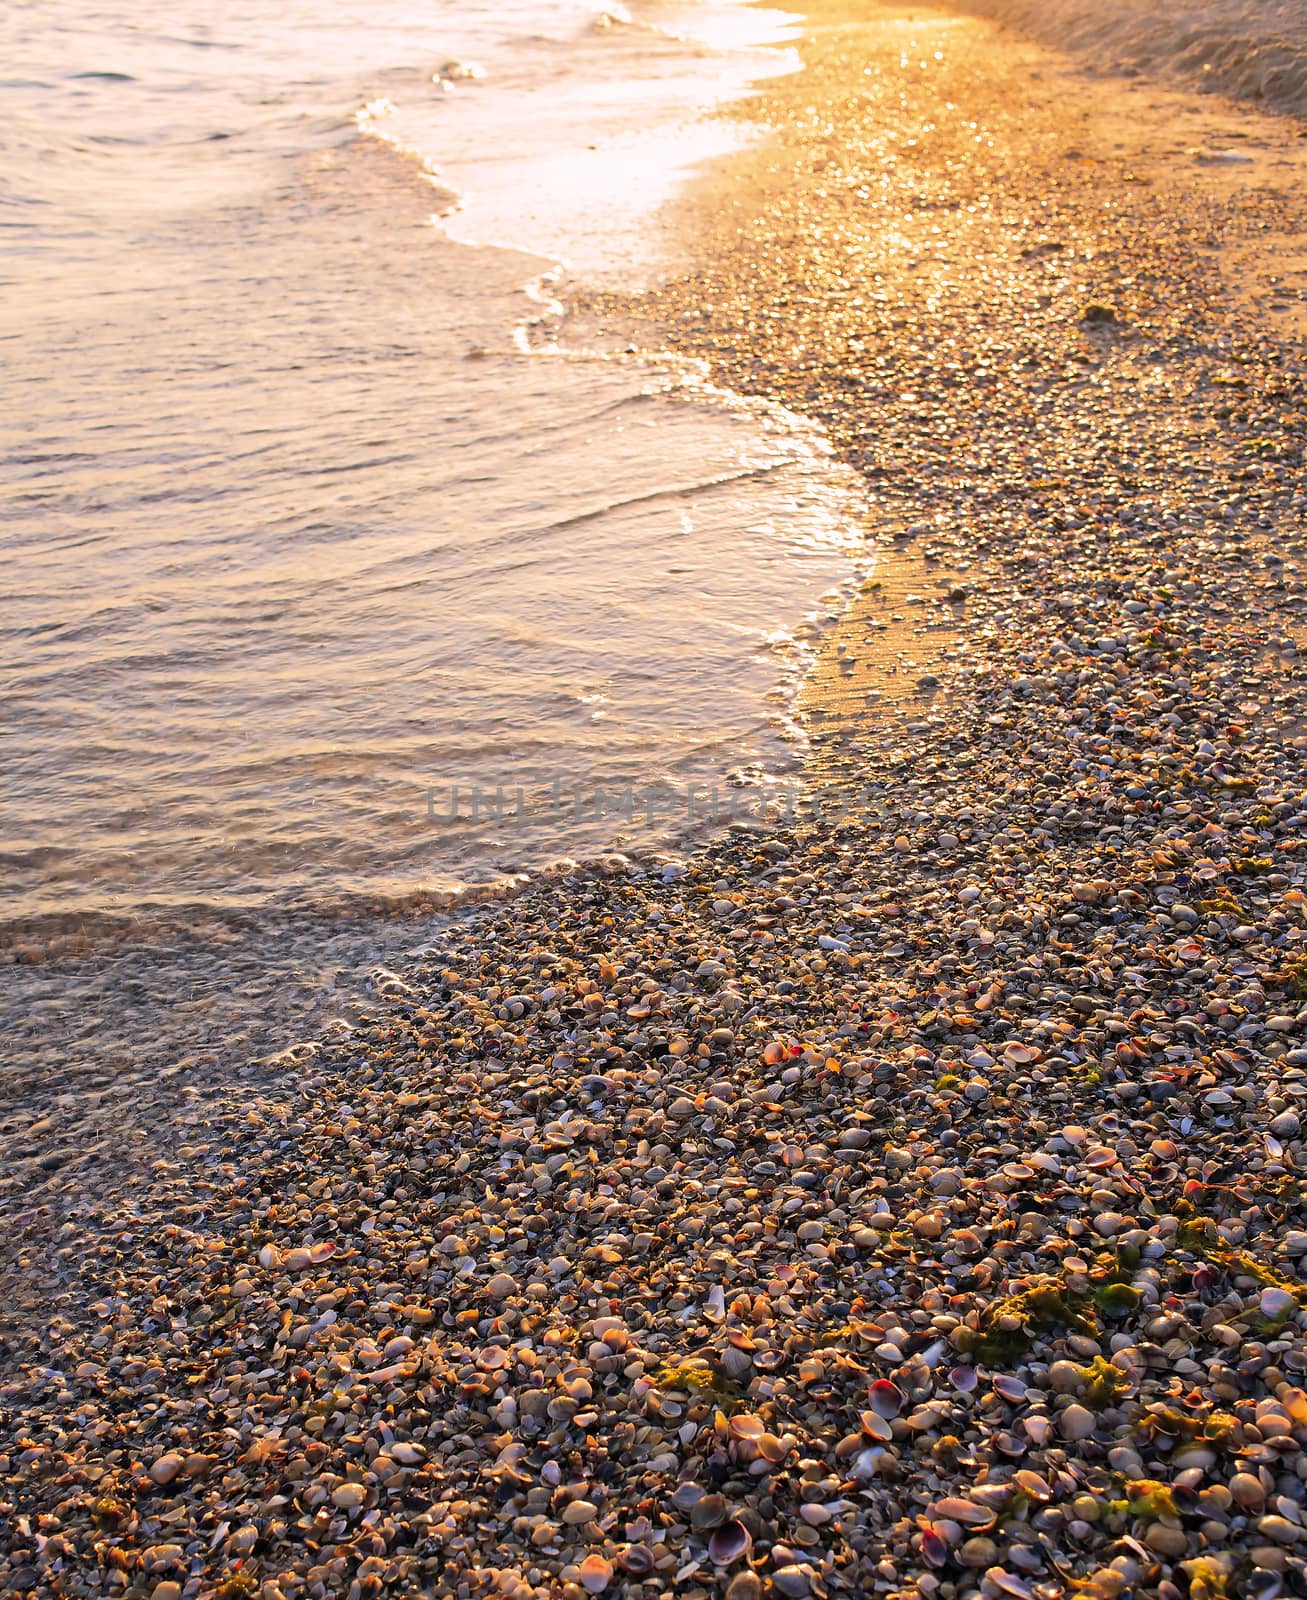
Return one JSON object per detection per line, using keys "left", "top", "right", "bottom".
{"left": 651, "top": 1358, "right": 744, "bottom": 1410}
{"left": 1079, "top": 1355, "right": 1131, "bottom": 1407}
{"left": 961, "top": 1275, "right": 1097, "bottom": 1362}
{"left": 1277, "top": 954, "right": 1307, "bottom": 1001}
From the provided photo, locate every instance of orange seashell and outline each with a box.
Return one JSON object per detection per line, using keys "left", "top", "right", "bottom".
{"left": 729, "top": 1413, "right": 765, "bottom": 1440}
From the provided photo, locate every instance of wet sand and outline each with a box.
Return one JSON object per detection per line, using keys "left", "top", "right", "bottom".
{"left": 5, "top": 3, "right": 1307, "bottom": 1598}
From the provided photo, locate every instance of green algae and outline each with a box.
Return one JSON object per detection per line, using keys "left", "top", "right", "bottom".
{"left": 1135, "top": 1402, "right": 1238, "bottom": 1450}
{"left": 1279, "top": 955, "right": 1307, "bottom": 1001}
{"left": 215, "top": 1578, "right": 259, "bottom": 1600}
{"left": 652, "top": 1358, "right": 744, "bottom": 1408}
{"left": 1079, "top": 1355, "right": 1131, "bottom": 1407}
{"left": 1178, "top": 1559, "right": 1234, "bottom": 1600}
{"left": 1094, "top": 1282, "right": 1141, "bottom": 1318}
{"left": 1197, "top": 894, "right": 1242, "bottom": 917}
{"left": 1175, "top": 1211, "right": 1307, "bottom": 1306}
{"left": 1122, "top": 1478, "right": 1180, "bottom": 1520}
{"left": 962, "top": 1275, "right": 1098, "bottom": 1362}
{"left": 90, "top": 1496, "right": 127, "bottom": 1528}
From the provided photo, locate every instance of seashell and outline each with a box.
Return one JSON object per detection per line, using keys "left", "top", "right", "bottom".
{"left": 992, "top": 1374, "right": 1028, "bottom": 1403}
{"left": 989, "top": 1573, "right": 1035, "bottom": 1599}
{"left": 257, "top": 1243, "right": 281, "bottom": 1270}
{"left": 1023, "top": 1415, "right": 1052, "bottom": 1446}
{"left": 1281, "top": 1388, "right": 1307, "bottom": 1427}
{"left": 971, "top": 1483, "right": 1015, "bottom": 1510}
{"left": 851, "top": 1446, "right": 886, "bottom": 1481}
{"left": 868, "top": 1379, "right": 904, "bottom": 1418}
{"left": 930, "top": 1498, "right": 996, "bottom": 1529}
{"left": 708, "top": 1520, "right": 752, "bottom": 1565}
{"left": 729, "top": 1413, "right": 765, "bottom": 1440}
{"left": 1014, "top": 1469, "right": 1052, "bottom": 1503}
{"left": 949, "top": 1365, "right": 978, "bottom": 1392}
{"left": 671, "top": 1482, "right": 706, "bottom": 1511}
{"left": 757, "top": 1432, "right": 788, "bottom": 1463}
{"left": 309, "top": 1241, "right": 335, "bottom": 1263}
{"left": 577, "top": 1554, "right": 613, "bottom": 1594}
{"left": 860, "top": 1410, "right": 893, "bottom": 1441}
{"left": 690, "top": 1493, "right": 728, "bottom": 1531}
{"left": 1003, "top": 1043, "right": 1042, "bottom": 1065}
{"left": 920, "top": 1529, "right": 949, "bottom": 1568}
{"left": 617, "top": 1545, "right": 655, "bottom": 1576}
{"left": 720, "top": 1344, "right": 754, "bottom": 1379}
{"left": 1248, "top": 1573, "right": 1283, "bottom": 1600}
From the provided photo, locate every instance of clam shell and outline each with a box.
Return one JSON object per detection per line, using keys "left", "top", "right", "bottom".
{"left": 708, "top": 1520, "right": 753, "bottom": 1565}
{"left": 930, "top": 1497, "right": 997, "bottom": 1529}
{"left": 868, "top": 1379, "right": 904, "bottom": 1418}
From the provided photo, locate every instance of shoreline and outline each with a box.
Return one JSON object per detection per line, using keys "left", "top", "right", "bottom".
{"left": 5, "top": 3, "right": 1307, "bottom": 1598}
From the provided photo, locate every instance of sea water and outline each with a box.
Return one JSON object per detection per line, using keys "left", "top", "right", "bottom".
{"left": 1, "top": 0, "right": 868, "bottom": 938}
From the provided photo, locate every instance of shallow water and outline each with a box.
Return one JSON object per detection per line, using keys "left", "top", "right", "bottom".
{"left": 1, "top": 0, "right": 867, "bottom": 934}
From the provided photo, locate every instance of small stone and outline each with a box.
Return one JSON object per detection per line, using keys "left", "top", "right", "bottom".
{"left": 690, "top": 1493, "right": 728, "bottom": 1531}
{"left": 1049, "top": 1360, "right": 1083, "bottom": 1394}
{"left": 958, "top": 1537, "right": 999, "bottom": 1568}
{"left": 562, "top": 1499, "right": 598, "bottom": 1525}
{"left": 577, "top": 1554, "right": 613, "bottom": 1594}
{"left": 726, "top": 1576, "right": 762, "bottom": 1600}
{"left": 1059, "top": 1404, "right": 1096, "bottom": 1442}
{"left": 1260, "top": 1287, "right": 1297, "bottom": 1318}
{"left": 1231, "top": 1473, "right": 1266, "bottom": 1510}
{"left": 1144, "top": 1523, "right": 1190, "bottom": 1557}
{"left": 148, "top": 1454, "right": 184, "bottom": 1486}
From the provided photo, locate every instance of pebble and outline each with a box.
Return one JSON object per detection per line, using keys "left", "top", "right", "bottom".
{"left": 1059, "top": 1404, "right": 1097, "bottom": 1442}
{"left": 147, "top": 1454, "right": 184, "bottom": 1487}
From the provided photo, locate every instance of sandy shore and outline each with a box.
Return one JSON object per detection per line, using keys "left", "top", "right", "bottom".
{"left": 5, "top": 3, "right": 1307, "bottom": 1597}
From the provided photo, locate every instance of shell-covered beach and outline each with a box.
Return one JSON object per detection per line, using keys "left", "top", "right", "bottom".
{"left": 6, "top": 1, "right": 1307, "bottom": 1598}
